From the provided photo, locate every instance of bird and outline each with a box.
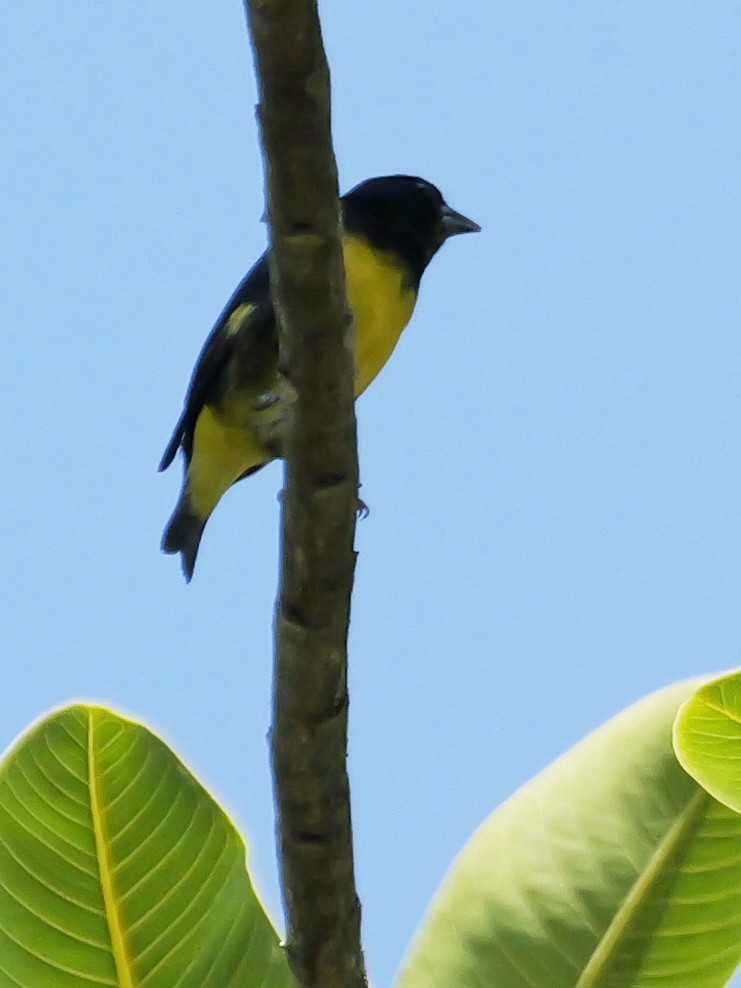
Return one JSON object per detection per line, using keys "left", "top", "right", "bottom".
{"left": 159, "top": 174, "right": 480, "bottom": 580}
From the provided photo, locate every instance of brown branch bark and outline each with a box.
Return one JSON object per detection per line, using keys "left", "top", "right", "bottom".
{"left": 243, "top": 2, "right": 366, "bottom": 987}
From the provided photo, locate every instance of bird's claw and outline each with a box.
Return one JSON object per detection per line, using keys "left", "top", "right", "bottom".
{"left": 276, "top": 489, "right": 368, "bottom": 519}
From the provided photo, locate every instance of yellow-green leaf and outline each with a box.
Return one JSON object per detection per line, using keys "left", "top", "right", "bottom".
{"left": 0, "top": 705, "right": 293, "bottom": 987}
{"left": 674, "top": 670, "right": 741, "bottom": 814}
{"left": 396, "top": 680, "right": 741, "bottom": 988}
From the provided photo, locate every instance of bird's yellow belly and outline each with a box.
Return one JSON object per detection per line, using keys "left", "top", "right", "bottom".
{"left": 343, "top": 235, "right": 417, "bottom": 396}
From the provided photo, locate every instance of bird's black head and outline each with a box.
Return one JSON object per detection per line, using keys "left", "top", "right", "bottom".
{"left": 341, "top": 175, "right": 480, "bottom": 288}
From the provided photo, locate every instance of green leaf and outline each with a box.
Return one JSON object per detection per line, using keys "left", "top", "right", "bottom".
{"left": 674, "top": 670, "right": 741, "bottom": 814}
{"left": 0, "top": 705, "right": 293, "bottom": 988}
{"left": 396, "top": 680, "right": 741, "bottom": 988}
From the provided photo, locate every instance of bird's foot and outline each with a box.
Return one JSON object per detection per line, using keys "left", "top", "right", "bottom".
{"left": 253, "top": 391, "right": 280, "bottom": 411}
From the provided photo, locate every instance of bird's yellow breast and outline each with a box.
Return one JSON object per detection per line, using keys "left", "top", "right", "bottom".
{"left": 343, "top": 234, "right": 418, "bottom": 396}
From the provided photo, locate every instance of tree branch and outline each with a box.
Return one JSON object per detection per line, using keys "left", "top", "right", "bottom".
{"left": 243, "top": 2, "right": 366, "bottom": 987}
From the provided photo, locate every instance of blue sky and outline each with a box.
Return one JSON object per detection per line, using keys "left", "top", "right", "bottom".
{"left": 2, "top": 3, "right": 739, "bottom": 985}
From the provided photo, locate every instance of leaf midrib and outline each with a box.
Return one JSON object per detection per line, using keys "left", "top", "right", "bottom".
{"left": 575, "top": 787, "right": 708, "bottom": 988}
{"left": 88, "top": 711, "right": 136, "bottom": 988}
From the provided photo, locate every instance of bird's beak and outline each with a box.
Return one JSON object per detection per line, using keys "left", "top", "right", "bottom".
{"left": 441, "top": 204, "right": 481, "bottom": 237}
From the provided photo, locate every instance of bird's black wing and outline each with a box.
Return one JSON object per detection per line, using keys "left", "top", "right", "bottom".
{"left": 158, "top": 252, "right": 273, "bottom": 472}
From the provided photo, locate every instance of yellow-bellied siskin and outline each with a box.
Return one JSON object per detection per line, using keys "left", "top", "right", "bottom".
{"left": 160, "top": 175, "right": 479, "bottom": 580}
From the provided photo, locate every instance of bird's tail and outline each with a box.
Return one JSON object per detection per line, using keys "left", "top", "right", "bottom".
{"left": 161, "top": 494, "right": 207, "bottom": 583}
